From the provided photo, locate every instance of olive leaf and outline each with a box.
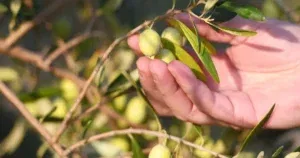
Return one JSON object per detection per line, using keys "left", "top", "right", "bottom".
{"left": 172, "top": 0, "right": 176, "bottom": 10}
{"left": 203, "top": 0, "right": 219, "bottom": 14}
{"left": 18, "top": 86, "right": 62, "bottom": 102}
{"left": 272, "top": 146, "right": 284, "bottom": 158}
{"left": 218, "top": 0, "right": 265, "bottom": 21}
{"left": 104, "top": 69, "right": 139, "bottom": 96}
{"left": 293, "top": 146, "right": 300, "bottom": 152}
{"left": 161, "top": 38, "right": 206, "bottom": 82}
{"left": 81, "top": 119, "right": 94, "bottom": 139}
{"left": 167, "top": 18, "right": 220, "bottom": 83}
{"left": 237, "top": 104, "right": 276, "bottom": 154}
{"left": 39, "top": 106, "right": 57, "bottom": 123}
{"left": 0, "top": 3, "right": 8, "bottom": 14}
{"left": 206, "top": 21, "right": 257, "bottom": 36}
{"left": 0, "top": 120, "right": 26, "bottom": 156}
{"left": 129, "top": 134, "right": 146, "bottom": 158}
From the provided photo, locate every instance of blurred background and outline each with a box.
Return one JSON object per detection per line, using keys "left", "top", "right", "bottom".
{"left": 0, "top": 0, "right": 300, "bottom": 158}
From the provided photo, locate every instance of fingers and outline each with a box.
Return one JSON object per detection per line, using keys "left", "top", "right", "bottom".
{"left": 137, "top": 57, "right": 172, "bottom": 116}
{"left": 148, "top": 59, "right": 215, "bottom": 124}
{"left": 174, "top": 13, "right": 260, "bottom": 45}
{"left": 127, "top": 34, "right": 143, "bottom": 56}
{"left": 168, "top": 61, "right": 257, "bottom": 128}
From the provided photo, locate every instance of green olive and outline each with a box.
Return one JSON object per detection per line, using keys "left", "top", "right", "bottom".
{"left": 139, "top": 29, "right": 161, "bottom": 57}
{"left": 148, "top": 144, "right": 171, "bottom": 158}
{"left": 161, "top": 27, "right": 183, "bottom": 45}
{"left": 109, "top": 137, "right": 130, "bottom": 152}
{"left": 155, "top": 49, "right": 176, "bottom": 63}
{"left": 124, "top": 96, "right": 147, "bottom": 124}
{"left": 285, "top": 152, "right": 300, "bottom": 158}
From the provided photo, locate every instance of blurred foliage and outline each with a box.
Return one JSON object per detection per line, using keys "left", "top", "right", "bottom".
{"left": 0, "top": 0, "right": 299, "bottom": 158}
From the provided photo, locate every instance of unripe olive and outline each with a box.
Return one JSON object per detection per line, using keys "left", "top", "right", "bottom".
{"left": 139, "top": 29, "right": 161, "bottom": 57}
{"left": 52, "top": 98, "right": 67, "bottom": 118}
{"left": 161, "top": 27, "right": 183, "bottom": 45}
{"left": 155, "top": 49, "right": 176, "bottom": 64}
{"left": 285, "top": 152, "right": 300, "bottom": 158}
{"left": 109, "top": 137, "right": 130, "bottom": 152}
{"left": 148, "top": 144, "right": 171, "bottom": 158}
{"left": 124, "top": 96, "right": 147, "bottom": 124}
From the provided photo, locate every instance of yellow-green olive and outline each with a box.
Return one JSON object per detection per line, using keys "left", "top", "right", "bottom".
{"left": 148, "top": 144, "right": 171, "bottom": 158}
{"left": 124, "top": 96, "right": 147, "bottom": 124}
{"left": 285, "top": 152, "right": 300, "bottom": 158}
{"left": 161, "top": 27, "right": 183, "bottom": 45}
{"left": 155, "top": 49, "right": 176, "bottom": 63}
{"left": 139, "top": 29, "right": 161, "bottom": 57}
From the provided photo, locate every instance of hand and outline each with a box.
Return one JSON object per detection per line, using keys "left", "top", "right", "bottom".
{"left": 127, "top": 13, "right": 300, "bottom": 129}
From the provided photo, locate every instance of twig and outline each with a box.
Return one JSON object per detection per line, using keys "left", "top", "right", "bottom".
{"left": 0, "top": 43, "right": 87, "bottom": 88}
{"left": 52, "top": 2, "right": 204, "bottom": 144}
{"left": 64, "top": 128, "right": 228, "bottom": 158}
{"left": 3, "top": 0, "right": 76, "bottom": 49}
{"left": 0, "top": 82, "right": 65, "bottom": 158}
{"left": 274, "top": 0, "right": 300, "bottom": 23}
{"left": 44, "top": 32, "right": 103, "bottom": 66}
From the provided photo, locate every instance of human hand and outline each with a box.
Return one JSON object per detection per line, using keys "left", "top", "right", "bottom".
{"left": 127, "top": 13, "right": 300, "bottom": 129}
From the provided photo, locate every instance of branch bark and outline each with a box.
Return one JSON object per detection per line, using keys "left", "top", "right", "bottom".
{"left": 3, "top": 0, "right": 77, "bottom": 49}
{"left": 0, "top": 82, "right": 65, "bottom": 158}
{"left": 64, "top": 128, "right": 228, "bottom": 158}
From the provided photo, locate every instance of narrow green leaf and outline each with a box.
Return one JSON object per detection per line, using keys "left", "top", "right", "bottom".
{"left": 172, "top": 0, "right": 176, "bottom": 10}
{"left": 18, "top": 87, "right": 62, "bottom": 102}
{"left": 202, "top": 38, "right": 216, "bottom": 55}
{"left": 0, "top": 120, "right": 26, "bottom": 156}
{"left": 82, "top": 119, "right": 93, "bottom": 139}
{"left": 200, "top": 42, "right": 219, "bottom": 82}
{"left": 238, "top": 104, "right": 276, "bottom": 153}
{"left": 193, "top": 123, "right": 203, "bottom": 138}
{"left": 105, "top": 69, "right": 139, "bottom": 95}
{"left": 293, "top": 146, "right": 300, "bottom": 152}
{"left": 129, "top": 134, "right": 146, "bottom": 158}
{"left": 206, "top": 21, "right": 257, "bottom": 36}
{"left": 39, "top": 106, "right": 57, "bottom": 123}
{"left": 272, "top": 146, "right": 284, "bottom": 158}
{"left": 219, "top": 1, "right": 265, "bottom": 21}
{"left": 161, "top": 38, "right": 206, "bottom": 82}
{"left": 167, "top": 19, "right": 219, "bottom": 82}
{"left": 0, "top": 3, "right": 8, "bottom": 14}
{"left": 203, "top": 0, "right": 219, "bottom": 14}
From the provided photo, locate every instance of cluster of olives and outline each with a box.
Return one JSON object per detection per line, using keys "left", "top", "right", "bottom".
{"left": 139, "top": 27, "right": 184, "bottom": 63}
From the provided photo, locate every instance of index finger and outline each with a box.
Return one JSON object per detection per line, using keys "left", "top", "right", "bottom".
{"left": 174, "top": 13, "right": 260, "bottom": 45}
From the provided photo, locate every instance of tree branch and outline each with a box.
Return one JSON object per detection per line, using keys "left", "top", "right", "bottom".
{"left": 64, "top": 128, "right": 228, "bottom": 158}
{"left": 44, "top": 31, "right": 104, "bottom": 66}
{"left": 0, "top": 82, "right": 65, "bottom": 158}
{"left": 3, "top": 0, "right": 77, "bottom": 49}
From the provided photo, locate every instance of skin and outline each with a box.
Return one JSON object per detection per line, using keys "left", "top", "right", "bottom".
{"left": 127, "top": 13, "right": 300, "bottom": 129}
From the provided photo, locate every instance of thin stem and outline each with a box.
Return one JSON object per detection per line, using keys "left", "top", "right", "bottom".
{"left": 64, "top": 128, "right": 228, "bottom": 158}
{"left": 44, "top": 31, "right": 103, "bottom": 66}
{"left": 3, "top": 0, "right": 76, "bottom": 49}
